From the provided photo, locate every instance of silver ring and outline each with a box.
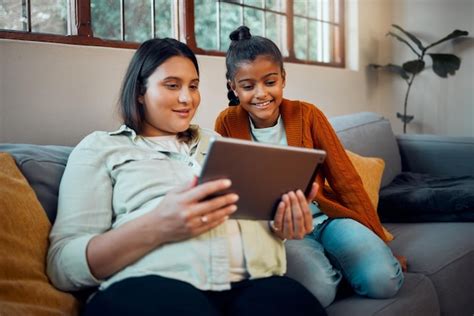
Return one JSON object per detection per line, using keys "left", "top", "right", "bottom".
{"left": 200, "top": 216, "right": 208, "bottom": 224}
{"left": 269, "top": 221, "right": 279, "bottom": 232}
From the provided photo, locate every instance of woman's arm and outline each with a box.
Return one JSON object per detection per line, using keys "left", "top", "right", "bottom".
{"left": 86, "top": 178, "right": 238, "bottom": 279}
{"left": 48, "top": 135, "right": 238, "bottom": 290}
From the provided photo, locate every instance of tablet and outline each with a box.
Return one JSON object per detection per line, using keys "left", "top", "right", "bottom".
{"left": 198, "top": 137, "right": 326, "bottom": 220}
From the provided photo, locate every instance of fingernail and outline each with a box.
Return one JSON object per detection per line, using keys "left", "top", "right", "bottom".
{"left": 223, "top": 216, "right": 229, "bottom": 221}
{"left": 223, "top": 179, "right": 231, "bottom": 186}
{"left": 230, "top": 205, "right": 238, "bottom": 212}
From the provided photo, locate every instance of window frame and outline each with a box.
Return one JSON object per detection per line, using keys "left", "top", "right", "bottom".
{"left": 0, "top": 0, "right": 345, "bottom": 67}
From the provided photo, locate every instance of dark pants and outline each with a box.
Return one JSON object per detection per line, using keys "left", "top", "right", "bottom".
{"left": 84, "top": 275, "right": 326, "bottom": 316}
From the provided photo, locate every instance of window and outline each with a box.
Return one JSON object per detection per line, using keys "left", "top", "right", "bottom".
{"left": 0, "top": 0, "right": 344, "bottom": 67}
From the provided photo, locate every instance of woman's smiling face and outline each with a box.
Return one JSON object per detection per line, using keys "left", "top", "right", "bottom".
{"left": 140, "top": 55, "right": 200, "bottom": 137}
{"left": 230, "top": 55, "right": 285, "bottom": 128}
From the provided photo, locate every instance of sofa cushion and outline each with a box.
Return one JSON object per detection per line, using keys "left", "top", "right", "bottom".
{"left": 379, "top": 172, "right": 474, "bottom": 222}
{"left": 326, "top": 273, "right": 439, "bottom": 316}
{"left": 0, "top": 153, "right": 79, "bottom": 315}
{"left": 326, "top": 150, "right": 393, "bottom": 240}
{"left": 385, "top": 222, "right": 474, "bottom": 315}
{"left": 330, "top": 112, "right": 401, "bottom": 188}
{"left": 0, "top": 144, "right": 73, "bottom": 223}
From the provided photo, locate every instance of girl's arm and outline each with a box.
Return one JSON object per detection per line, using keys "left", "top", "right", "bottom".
{"left": 310, "top": 107, "right": 387, "bottom": 240}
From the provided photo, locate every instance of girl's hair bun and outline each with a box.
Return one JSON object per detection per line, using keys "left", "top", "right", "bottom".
{"left": 229, "top": 25, "right": 251, "bottom": 41}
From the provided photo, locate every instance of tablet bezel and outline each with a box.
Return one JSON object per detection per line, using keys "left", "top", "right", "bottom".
{"left": 198, "top": 137, "right": 326, "bottom": 220}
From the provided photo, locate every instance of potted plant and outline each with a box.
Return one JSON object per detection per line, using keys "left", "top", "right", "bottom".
{"left": 370, "top": 24, "right": 468, "bottom": 133}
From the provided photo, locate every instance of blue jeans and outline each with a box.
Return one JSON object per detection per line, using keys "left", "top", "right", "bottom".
{"left": 285, "top": 218, "right": 404, "bottom": 307}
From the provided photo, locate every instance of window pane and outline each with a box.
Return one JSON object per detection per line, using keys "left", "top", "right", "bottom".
{"left": 265, "top": 0, "right": 283, "bottom": 12}
{"left": 124, "top": 0, "right": 151, "bottom": 42}
{"left": 195, "top": 0, "right": 218, "bottom": 50}
{"left": 294, "top": 17, "right": 307, "bottom": 60}
{"left": 308, "top": 0, "right": 319, "bottom": 19}
{"left": 0, "top": 0, "right": 24, "bottom": 31}
{"left": 243, "top": 0, "right": 263, "bottom": 8}
{"left": 92, "top": 0, "right": 121, "bottom": 40}
{"left": 265, "top": 12, "right": 287, "bottom": 56}
{"left": 293, "top": 0, "right": 306, "bottom": 16}
{"left": 31, "top": 0, "right": 67, "bottom": 34}
{"left": 219, "top": 2, "right": 241, "bottom": 51}
{"left": 323, "top": 22, "right": 331, "bottom": 63}
{"left": 334, "top": 0, "right": 340, "bottom": 23}
{"left": 244, "top": 8, "right": 263, "bottom": 37}
{"left": 308, "top": 20, "right": 318, "bottom": 62}
{"left": 155, "top": 0, "right": 174, "bottom": 38}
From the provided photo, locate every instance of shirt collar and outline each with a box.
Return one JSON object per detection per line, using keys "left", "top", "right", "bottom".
{"left": 108, "top": 124, "right": 200, "bottom": 154}
{"left": 108, "top": 125, "right": 139, "bottom": 141}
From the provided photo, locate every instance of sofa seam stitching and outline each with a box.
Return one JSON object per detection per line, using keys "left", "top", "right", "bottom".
{"left": 373, "top": 275, "right": 437, "bottom": 315}
{"left": 334, "top": 118, "right": 386, "bottom": 133}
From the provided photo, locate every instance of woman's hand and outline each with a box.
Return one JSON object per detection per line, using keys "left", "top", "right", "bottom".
{"left": 270, "top": 182, "right": 319, "bottom": 240}
{"left": 149, "top": 177, "right": 239, "bottom": 245}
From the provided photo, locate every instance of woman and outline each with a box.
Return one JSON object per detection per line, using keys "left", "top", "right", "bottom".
{"left": 47, "top": 37, "right": 325, "bottom": 316}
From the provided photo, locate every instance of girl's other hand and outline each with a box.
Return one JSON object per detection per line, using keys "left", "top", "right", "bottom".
{"left": 270, "top": 182, "right": 319, "bottom": 240}
{"left": 150, "top": 177, "right": 238, "bottom": 244}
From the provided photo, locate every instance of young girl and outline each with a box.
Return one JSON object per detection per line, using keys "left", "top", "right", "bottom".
{"left": 215, "top": 26, "right": 404, "bottom": 307}
{"left": 47, "top": 38, "right": 325, "bottom": 315}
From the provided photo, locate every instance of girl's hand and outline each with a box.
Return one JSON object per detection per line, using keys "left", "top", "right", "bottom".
{"left": 270, "top": 182, "right": 319, "bottom": 240}
{"left": 149, "top": 177, "right": 238, "bottom": 245}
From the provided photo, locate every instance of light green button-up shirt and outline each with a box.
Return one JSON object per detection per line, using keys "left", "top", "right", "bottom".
{"left": 47, "top": 125, "right": 285, "bottom": 292}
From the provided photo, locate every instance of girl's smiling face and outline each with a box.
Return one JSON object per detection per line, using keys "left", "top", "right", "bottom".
{"left": 139, "top": 55, "right": 200, "bottom": 137}
{"left": 230, "top": 55, "right": 285, "bottom": 128}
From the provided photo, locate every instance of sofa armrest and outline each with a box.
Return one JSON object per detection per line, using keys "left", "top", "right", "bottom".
{"left": 397, "top": 134, "right": 474, "bottom": 176}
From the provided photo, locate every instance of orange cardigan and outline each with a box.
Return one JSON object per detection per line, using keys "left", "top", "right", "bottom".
{"left": 215, "top": 99, "right": 390, "bottom": 242}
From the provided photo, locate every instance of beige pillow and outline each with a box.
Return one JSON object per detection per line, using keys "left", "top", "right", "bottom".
{"left": 325, "top": 150, "right": 393, "bottom": 241}
{"left": 0, "top": 153, "right": 79, "bottom": 315}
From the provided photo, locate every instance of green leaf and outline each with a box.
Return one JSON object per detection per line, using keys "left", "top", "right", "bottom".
{"left": 425, "top": 30, "right": 469, "bottom": 51}
{"left": 386, "top": 31, "right": 420, "bottom": 57}
{"left": 403, "top": 60, "right": 425, "bottom": 74}
{"left": 397, "top": 112, "right": 414, "bottom": 124}
{"left": 369, "top": 63, "right": 410, "bottom": 80}
{"left": 392, "top": 24, "right": 425, "bottom": 51}
{"left": 428, "top": 54, "right": 461, "bottom": 78}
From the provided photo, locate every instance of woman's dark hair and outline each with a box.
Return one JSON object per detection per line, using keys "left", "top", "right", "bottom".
{"left": 119, "top": 38, "right": 199, "bottom": 142}
{"left": 225, "top": 25, "right": 284, "bottom": 106}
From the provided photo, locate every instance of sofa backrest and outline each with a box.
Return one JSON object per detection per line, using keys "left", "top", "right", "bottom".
{"left": 0, "top": 112, "right": 402, "bottom": 224}
{"left": 329, "top": 112, "right": 402, "bottom": 188}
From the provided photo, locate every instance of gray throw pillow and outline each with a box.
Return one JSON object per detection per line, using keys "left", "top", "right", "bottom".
{"left": 0, "top": 144, "right": 73, "bottom": 223}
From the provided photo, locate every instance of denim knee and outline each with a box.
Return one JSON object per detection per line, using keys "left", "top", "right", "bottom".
{"left": 285, "top": 238, "right": 341, "bottom": 307}
{"left": 352, "top": 260, "right": 404, "bottom": 298}
{"left": 319, "top": 218, "right": 404, "bottom": 299}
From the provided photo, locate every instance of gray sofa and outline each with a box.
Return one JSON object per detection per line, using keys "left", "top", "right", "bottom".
{"left": 1, "top": 112, "right": 473, "bottom": 315}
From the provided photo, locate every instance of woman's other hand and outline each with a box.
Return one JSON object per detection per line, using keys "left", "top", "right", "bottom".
{"left": 270, "top": 182, "right": 319, "bottom": 240}
{"left": 150, "top": 177, "right": 238, "bottom": 244}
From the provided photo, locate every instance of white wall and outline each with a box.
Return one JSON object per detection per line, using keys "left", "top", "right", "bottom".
{"left": 382, "top": 0, "right": 474, "bottom": 136}
{"left": 6, "top": 0, "right": 459, "bottom": 146}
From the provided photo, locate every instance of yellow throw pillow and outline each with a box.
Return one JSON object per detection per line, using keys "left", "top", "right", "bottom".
{"left": 324, "top": 150, "right": 394, "bottom": 241}
{"left": 0, "top": 153, "right": 79, "bottom": 316}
